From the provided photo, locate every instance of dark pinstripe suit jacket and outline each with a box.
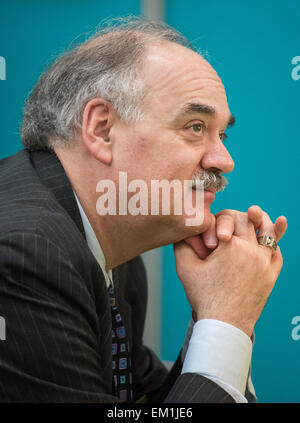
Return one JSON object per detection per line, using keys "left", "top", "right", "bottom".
{"left": 0, "top": 148, "right": 235, "bottom": 403}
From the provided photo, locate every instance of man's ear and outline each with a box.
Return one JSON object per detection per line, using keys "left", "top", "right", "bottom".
{"left": 81, "top": 98, "right": 115, "bottom": 165}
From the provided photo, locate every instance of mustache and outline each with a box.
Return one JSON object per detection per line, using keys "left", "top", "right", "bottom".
{"left": 192, "top": 170, "right": 228, "bottom": 192}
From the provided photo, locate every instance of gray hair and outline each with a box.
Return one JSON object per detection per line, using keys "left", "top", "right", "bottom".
{"left": 20, "top": 16, "right": 195, "bottom": 150}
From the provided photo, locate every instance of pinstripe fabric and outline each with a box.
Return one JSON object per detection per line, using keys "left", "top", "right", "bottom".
{"left": 0, "top": 148, "right": 235, "bottom": 403}
{"left": 164, "top": 373, "right": 235, "bottom": 403}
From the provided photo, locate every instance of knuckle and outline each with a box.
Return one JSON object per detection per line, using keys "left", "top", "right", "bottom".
{"left": 217, "top": 214, "right": 233, "bottom": 224}
{"left": 277, "top": 254, "right": 284, "bottom": 270}
{"left": 280, "top": 255, "right": 284, "bottom": 267}
{"left": 236, "top": 211, "right": 248, "bottom": 225}
{"left": 215, "top": 209, "right": 235, "bottom": 217}
{"left": 262, "top": 210, "right": 273, "bottom": 225}
{"left": 238, "top": 211, "right": 247, "bottom": 219}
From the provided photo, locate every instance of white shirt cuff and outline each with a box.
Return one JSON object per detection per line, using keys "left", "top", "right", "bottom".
{"left": 181, "top": 319, "right": 253, "bottom": 397}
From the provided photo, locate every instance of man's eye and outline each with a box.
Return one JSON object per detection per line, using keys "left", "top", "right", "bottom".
{"left": 219, "top": 132, "right": 228, "bottom": 141}
{"left": 190, "top": 123, "right": 203, "bottom": 134}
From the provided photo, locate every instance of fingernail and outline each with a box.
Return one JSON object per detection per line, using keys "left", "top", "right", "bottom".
{"left": 218, "top": 231, "right": 229, "bottom": 238}
{"left": 205, "top": 235, "right": 218, "bottom": 247}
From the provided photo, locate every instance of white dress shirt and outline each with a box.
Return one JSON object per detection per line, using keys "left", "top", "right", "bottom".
{"left": 74, "top": 193, "right": 113, "bottom": 288}
{"left": 74, "top": 192, "right": 255, "bottom": 403}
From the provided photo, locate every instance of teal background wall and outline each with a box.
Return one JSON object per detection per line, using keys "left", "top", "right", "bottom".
{"left": 0, "top": 0, "right": 140, "bottom": 158}
{"left": 162, "top": 0, "right": 300, "bottom": 403}
{"left": 0, "top": 0, "right": 299, "bottom": 403}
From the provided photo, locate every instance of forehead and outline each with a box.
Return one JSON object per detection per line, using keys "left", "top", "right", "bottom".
{"left": 142, "top": 41, "right": 230, "bottom": 121}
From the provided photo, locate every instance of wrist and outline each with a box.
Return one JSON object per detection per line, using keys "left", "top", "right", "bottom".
{"left": 194, "top": 311, "right": 254, "bottom": 339}
{"left": 182, "top": 319, "right": 253, "bottom": 395}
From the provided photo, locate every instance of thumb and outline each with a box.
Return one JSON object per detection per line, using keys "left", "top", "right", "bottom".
{"left": 183, "top": 235, "right": 211, "bottom": 259}
{"left": 173, "top": 239, "right": 206, "bottom": 268}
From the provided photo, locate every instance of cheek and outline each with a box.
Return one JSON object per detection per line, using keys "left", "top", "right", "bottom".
{"left": 113, "top": 126, "right": 201, "bottom": 182}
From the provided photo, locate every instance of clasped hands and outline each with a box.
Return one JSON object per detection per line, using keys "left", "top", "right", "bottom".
{"left": 185, "top": 206, "right": 287, "bottom": 259}
{"left": 174, "top": 206, "right": 287, "bottom": 337}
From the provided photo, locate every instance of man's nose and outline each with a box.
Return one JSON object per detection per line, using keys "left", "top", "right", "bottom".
{"left": 200, "top": 140, "right": 234, "bottom": 174}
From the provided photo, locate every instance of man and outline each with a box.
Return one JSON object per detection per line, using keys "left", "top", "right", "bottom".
{"left": 0, "top": 17, "right": 287, "bottom": 403}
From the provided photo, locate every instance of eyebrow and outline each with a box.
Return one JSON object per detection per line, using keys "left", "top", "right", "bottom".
{"left": 174, "top": 102, "right": 236, "bottom": 128}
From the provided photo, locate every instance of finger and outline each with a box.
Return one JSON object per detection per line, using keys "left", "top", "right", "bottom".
{"left": 274, "top": 216, "right": 287, "bottom": 241}
{"left": 173, "top": 240, "right": 204, "bottom": 272}
{"left": 173, "top": 240, "right": 198, "bottom": 260}
{"left": 248, "top": 205, "right": 263, "bottom": 231}
{"left": 184, "top": 235, "right": 211, "bottom": 259}
{"left": 234, "top": 212, "right": 256, "bottom": 239}
{"left": 254, "top": 211, "right": 277, "bottom": 259}
{"left": 215, "top": 209, "right": 254, "bottom": 240}
{"left": 216, "top": 214, "right": 235, "bottom": 241}
{"left": 249, "top": 205, "right": 287, "bottom": 244}
{"left": 201, "top": 214, "right": 218, "bottom": 249}
{"left": 256, "top": 211, "right": 276, "bottom": 239}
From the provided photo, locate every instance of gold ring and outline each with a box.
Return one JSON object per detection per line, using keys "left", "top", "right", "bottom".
{"left": 257, "top": 235, "right": 277, "bottom": 253}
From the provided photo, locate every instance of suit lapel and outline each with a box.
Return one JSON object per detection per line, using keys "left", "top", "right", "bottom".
{"left": 29, "top": 148, "right": 114, "bottom": 392}
{"left": 29, "top": 148, "right": 86, "bottom": 238}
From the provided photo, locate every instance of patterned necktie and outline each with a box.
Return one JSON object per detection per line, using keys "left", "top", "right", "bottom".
{"left": 108, "top": 281, "right": 133, "bottom": 402}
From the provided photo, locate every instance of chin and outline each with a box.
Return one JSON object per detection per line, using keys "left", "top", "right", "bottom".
{"left": 184, "top": 207, "right": 213, "bottom": 236}
{"left": 161, "top": 208, "right": 213, "bottom": 244}
{"left": 185, "top": 187, "right": 215, "bottom": 231}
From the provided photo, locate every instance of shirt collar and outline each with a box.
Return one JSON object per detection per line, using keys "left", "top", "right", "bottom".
{"left": 73, "top": 191, "right": 112, "bottom": 288}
